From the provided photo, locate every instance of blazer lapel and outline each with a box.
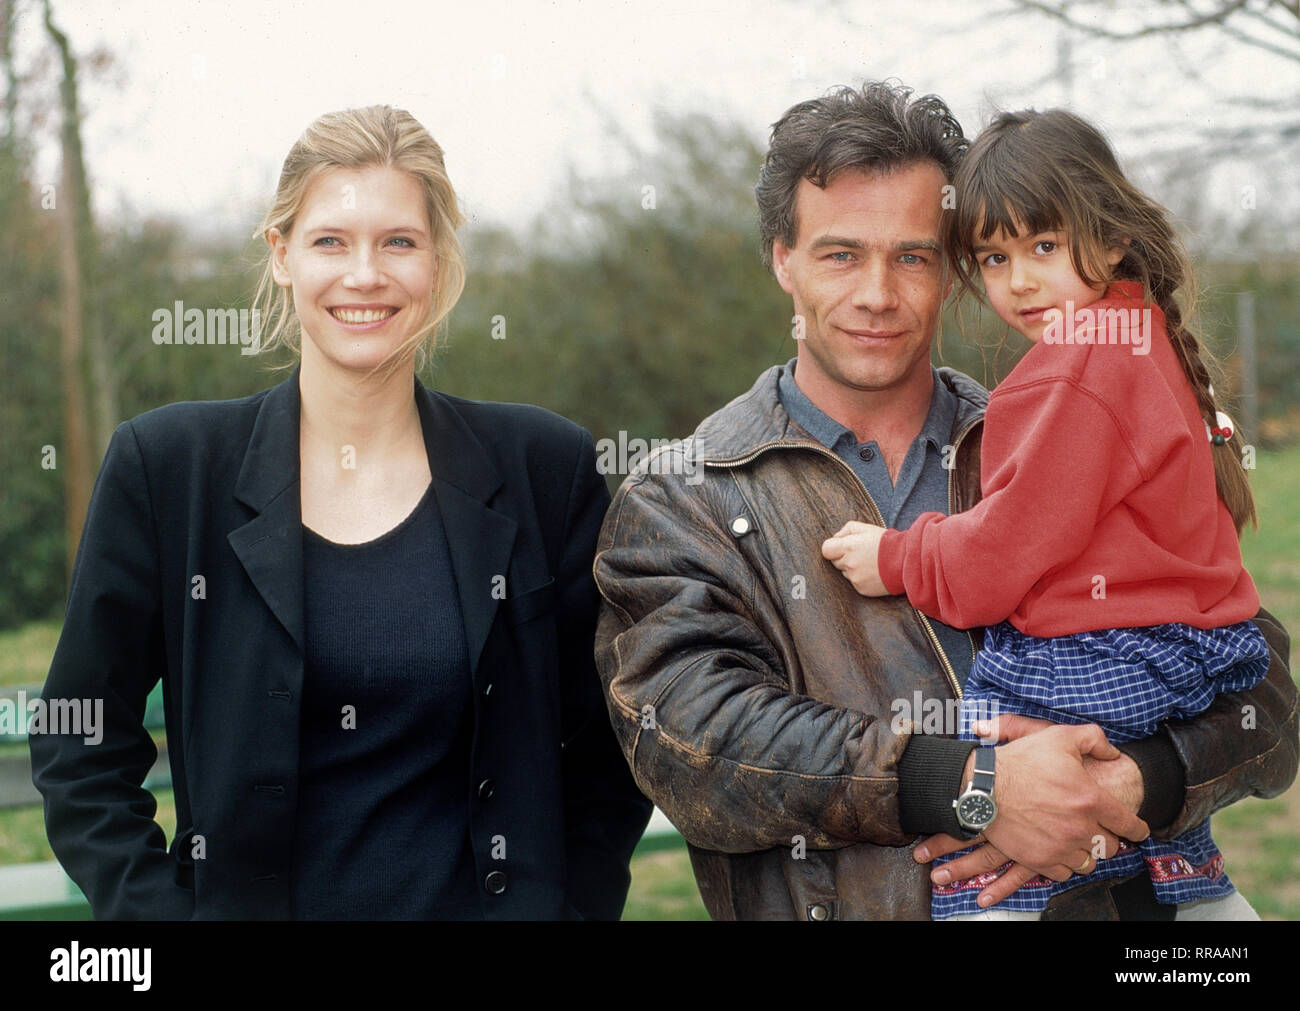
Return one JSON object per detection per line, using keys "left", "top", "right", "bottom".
{"left": 225, "top": 370, "right": 516, "bottom": 681}
{"left": 228, "top": 369, "right": 305, "bottom": 654}
{"left": 415, "top": 379, "right": 517, "bottom": 681}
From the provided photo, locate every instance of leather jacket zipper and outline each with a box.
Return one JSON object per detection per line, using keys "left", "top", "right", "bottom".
{"left": 946, "top": 416, "right": 984, "bottom": 674}
{"left": 704, "top": 434, "right": 976, "bottom": 701}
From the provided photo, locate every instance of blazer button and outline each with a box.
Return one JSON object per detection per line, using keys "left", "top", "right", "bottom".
{"left": 807, "top": 903, "right": 830, "bottom": 921}
{"left": 477, "top": 779, "right": 495, "bottom": 800}
{"left": 484, "top": 870, "right": 508, "bottom": 895}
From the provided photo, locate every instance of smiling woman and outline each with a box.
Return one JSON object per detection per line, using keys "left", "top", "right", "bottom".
{"left": 28, "top": 105, "right": 652, "bottom": 921}
{"left": 271, "top": 163, "right": 437, "bottom": 373}
{"left": 251, "top": 107, "right": 465, "bottom": 374}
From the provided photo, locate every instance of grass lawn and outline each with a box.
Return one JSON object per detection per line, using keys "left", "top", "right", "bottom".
{"left": 1214, "top": 442, "right": 1300, "bottom": 921}
{"left": 622, "top": 847, "right": 710, "bottom": 920}
{"left": 1239, "top": 442, "right": 1300, "bottom": 641}
{"left": 0, "top": 623, "right": 60, "bottom": 689}
{"left": 2, "top": 445, "right": 1297, "bottom": 919}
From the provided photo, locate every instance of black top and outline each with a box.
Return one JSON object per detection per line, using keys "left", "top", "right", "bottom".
{"left": 292, "top": 482, "right": 482, "bottom": 919}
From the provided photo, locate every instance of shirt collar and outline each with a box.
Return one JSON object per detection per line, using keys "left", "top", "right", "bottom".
{"left": 777, "top": 358, "right": 855, "bottom": 449}
{"left": 919, "top": 368, "right": 958, "bottom": 452}
{"left": 777, "top": 357, "right": 957, "bottom": 452}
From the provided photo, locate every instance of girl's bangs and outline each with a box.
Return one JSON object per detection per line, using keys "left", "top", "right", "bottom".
{"left": 956, "top": 137, "right": 1065, "bottom": 254}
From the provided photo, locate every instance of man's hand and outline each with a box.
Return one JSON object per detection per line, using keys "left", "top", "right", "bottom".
{"left": 915, "top": 719, "right": 1149, "bottom": 908}
{"left": 1082, "top": 750, "right": 1144, "bottom": 815}
{"left": 988, "top": 724, "right": 1150, "bottom": 865}
{"left": 972, "top": 714, "right": 1143, "bottom": 816}
{"left": 821, "top": 521, "right": 890, "bottom": 597}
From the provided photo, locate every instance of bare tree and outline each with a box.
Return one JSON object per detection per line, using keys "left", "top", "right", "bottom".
{"left": 1004, "top": 0, "right": 1300, "bottom": 157}
{"left": 42, "top": 0, "right": 98, "bottom": 578}
{"left": 1011, "top": 1, "right": 1298, "bottom": 65}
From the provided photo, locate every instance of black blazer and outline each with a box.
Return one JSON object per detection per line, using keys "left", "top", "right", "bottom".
{"left": 30, "top": 369, "right": 652, "bottom": 920}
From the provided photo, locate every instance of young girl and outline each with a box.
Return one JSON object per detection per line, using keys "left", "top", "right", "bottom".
{"left": 821, "top": 108, "right": 1270, "bottom": 920}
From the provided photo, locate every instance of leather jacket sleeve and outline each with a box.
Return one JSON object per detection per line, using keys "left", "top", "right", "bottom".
{"left": 1153, "top": 607, "right": 1297, "bottom": 837}
{"left": 593, "top": 460, "right": 914, "bottom": 855}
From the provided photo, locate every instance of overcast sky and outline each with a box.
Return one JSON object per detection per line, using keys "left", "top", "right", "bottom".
{"left": 12, "top": 0, "right": 1298, "bottom": 250}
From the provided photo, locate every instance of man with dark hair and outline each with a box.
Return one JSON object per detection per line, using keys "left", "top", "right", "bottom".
{"left": 592, "top": 81, "right": 1296, "bottom": 919}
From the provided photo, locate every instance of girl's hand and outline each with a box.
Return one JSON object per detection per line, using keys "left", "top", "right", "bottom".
{"left": 821, "top": 521, "right": 890, "bottom": 597}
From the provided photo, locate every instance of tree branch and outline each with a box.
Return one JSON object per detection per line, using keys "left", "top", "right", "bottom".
{"left": 1009, "top": 0, "right": 1300, "bottom": 63}
{"left": 1010, "top": 0, "right": 1253, "bottom": 40}
{"left": 1217, "top": 17, "right": 1300, "bottom": 62}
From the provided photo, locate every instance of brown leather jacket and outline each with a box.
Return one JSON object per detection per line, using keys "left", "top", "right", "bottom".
{"left": 593, "top": 364, "right": 1298, "bottom": 920}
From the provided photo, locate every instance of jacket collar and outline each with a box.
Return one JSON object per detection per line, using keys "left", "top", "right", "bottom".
{"left": 690, "top": 363, "right": 989, "bottom": 464}
{"left": 232, "top": 367, "right": 301, "bottom": 512}
{"left": 228, "top": 370, "right": 305, "bottom": 652}
{"left": 231, "top": 366, "right": 505, "bottom": 510}
{"left": 229, "top": 366, "right": 514, "bottom": 678}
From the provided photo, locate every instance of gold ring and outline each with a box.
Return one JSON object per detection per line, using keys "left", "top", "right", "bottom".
{"left": 1073, "top": 856, "right": 1094, "bottom": 873}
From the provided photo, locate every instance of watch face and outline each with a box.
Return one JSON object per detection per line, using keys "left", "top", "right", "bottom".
{"left": 957, "top": 794, "right": 996, "bottom": 829}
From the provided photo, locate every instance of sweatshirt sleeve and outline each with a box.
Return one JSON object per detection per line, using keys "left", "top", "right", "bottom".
{"left": 877, "top": 375, "right": 1146, "bottom": 629}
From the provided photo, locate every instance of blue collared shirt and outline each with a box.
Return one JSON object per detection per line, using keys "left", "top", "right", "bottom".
{"left": 778, "top": 358, "right": 975, "bottom": 686}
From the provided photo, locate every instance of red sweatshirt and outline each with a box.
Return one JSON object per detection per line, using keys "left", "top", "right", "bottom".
{"left": 877, "top": 282, "right": 1259, "bottom": 637}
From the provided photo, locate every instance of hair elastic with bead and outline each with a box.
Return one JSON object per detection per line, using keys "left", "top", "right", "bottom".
{"left": 1205, "top": 385, "right": 1235, "bottom": 446}
{"left": 1206, "top": 410, "right": 1235, "bottom": 446}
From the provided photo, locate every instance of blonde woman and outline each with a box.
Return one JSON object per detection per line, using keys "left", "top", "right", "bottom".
{"left": 31, "top": 106, "right": 651, "bottom": 920}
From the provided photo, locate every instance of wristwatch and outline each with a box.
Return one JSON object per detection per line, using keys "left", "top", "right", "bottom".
{"left": 953, "top": 745, "right": 997, "bottom": 838}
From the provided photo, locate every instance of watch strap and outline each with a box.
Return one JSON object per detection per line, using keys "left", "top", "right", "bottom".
{"left": 971, "top": 744, "right": 995, "bottom": 794}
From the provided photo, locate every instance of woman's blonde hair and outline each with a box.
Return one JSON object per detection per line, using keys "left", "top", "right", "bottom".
{"left": 251, "top": 105, "right": 466, "bottom": 373}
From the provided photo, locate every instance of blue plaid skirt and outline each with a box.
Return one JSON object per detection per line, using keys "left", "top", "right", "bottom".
{"left": 931, "top": 619, "right": 1270, "bottom": 919}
